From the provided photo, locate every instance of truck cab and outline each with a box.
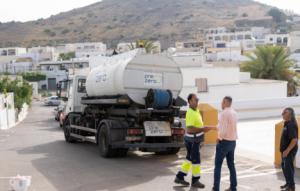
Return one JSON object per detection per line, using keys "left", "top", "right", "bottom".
{"left": 64, "top": 75, "right": 87, "bottom": 115}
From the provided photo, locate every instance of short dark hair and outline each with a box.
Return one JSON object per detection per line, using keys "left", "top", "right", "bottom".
{"left": 224, "top": 96, "right": 232, "bottom": 104}
{"left": 187, "top": 93, "right": 196, "bottom": 103}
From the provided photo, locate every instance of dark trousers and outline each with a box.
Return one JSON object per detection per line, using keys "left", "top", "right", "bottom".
{"left": 213, "top": 140, "right": 237, "bottom": 191}
{"left": 282, "top": 152, "right": 296, "bottom": 188}
{"left": 176, "top": 136, "right": 202, "bottom": 184}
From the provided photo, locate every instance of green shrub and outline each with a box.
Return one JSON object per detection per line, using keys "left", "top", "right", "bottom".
{"left": 59, "top": 52, "right": 75, "bottom": 61}
{"left": 0, "top": 77, "right": 32, "bottom": 110}
{"left": 61, "top": 29, "right": 70, "bottom": 34}
{"left": 22, "top": 72, "right": 46, "bottom": 82}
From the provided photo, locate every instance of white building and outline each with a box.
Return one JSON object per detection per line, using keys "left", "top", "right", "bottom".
{"left": 0, "top": 56, "right": 34, "bottom": 74}
{"left": 292, "top": 16, "right": 300, "bottom": 23}
{"left": 38, "top": 59, "right": 89, "bottom": 90}
{"left": 288, "top": 31, "right": 300, "bottom": 53}
{"left": 28, "top": 46, "right": 57, "bottom": 61}
{"left": 175, "top": 54, "right": 299, "bottom": 119}
{"left": 202, "top": 27, "right": 255, "bottom": 62}
{"left": 175, "top": 40, "right": 205, "bottom": 52}
{"left": 204, "top": 27, "right": 253, "bottom": 42}
{"left": 0, "top": 47, "right": 27, "bottom": 57}
{"left": 55, "top": 42, "right": 107, "bottom": 58}
{"left": 251, "top": 27, "right": 271, "bottom": 40}
{"left": 264, "top": 34, "right": 289, "bottom": 46}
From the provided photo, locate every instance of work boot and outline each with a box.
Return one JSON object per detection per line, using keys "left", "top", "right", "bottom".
{"left": 174, "top": 177, "right": 190, "bottom": 186}
{"left": 280, "top": 184, "right": 288, "bottom": 190}
{"left": 191, "top": 181, "right": 205, "bottom": 188}
{"left": 224, "top": 188, "right": 236, "bottom": 191}
{"left": 286, "top": 187, "right": 295, "bottom": 191}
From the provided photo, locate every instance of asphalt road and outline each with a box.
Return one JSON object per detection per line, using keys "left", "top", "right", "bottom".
{"left": 0, "top": 101, "right": 299, "bottom": 191}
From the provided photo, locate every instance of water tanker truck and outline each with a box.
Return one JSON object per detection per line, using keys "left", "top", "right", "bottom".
{"left": 61, "top": 50, "right": 187, "bottom": 158}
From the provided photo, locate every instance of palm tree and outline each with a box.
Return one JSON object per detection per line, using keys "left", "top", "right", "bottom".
{"left": 241, "top": 46, "right": 298, "bottom": 96}
{"left": 128, "top": 39, "right": 158, "bottom": 53}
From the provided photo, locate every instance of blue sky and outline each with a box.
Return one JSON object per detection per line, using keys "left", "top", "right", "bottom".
{"left": 0, "top": 0, "right": 299, "bottom": 22}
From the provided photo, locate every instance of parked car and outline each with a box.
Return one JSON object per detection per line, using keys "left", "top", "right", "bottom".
{"left": 54, "top": 102, "right": 66, "bottom": 127}
{"left": 44, "top": 96, "right": 61, "bottom": 106}
{"left": 54, "top": 102, "right": 65, "bottom": 120}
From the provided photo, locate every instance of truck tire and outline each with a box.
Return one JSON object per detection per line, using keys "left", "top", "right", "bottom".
{"left": 63, "top": 119, "right": 76, "bottom": 143}
{"left": 116, "top": 148, "right": 129, "bottom": 157}
{"left": 155, "top": 147, "right": 181, "bottom": 155}
{"left": 98, "top": 125, "right": 118, "bottom": 158}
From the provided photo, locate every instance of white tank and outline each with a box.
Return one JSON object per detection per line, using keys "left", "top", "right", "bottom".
{"left": 86, "top": 49, "right": 183, "bottom": 105}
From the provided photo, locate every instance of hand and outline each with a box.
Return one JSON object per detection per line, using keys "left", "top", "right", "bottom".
{"left": 283, "top": 150, "right": 289, "bottom": 158}
{"left": 204, "top": 126, "right": 217, "bottom": 131}
{"left": 203, "top": 126, "right": 215, "bottom": 132}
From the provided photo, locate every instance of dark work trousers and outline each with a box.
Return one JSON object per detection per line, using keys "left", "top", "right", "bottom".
{"left": 282, "top": 152, "right": 296, "bottom": 188}
{"left": 176, "top": 136, "right": 202, "bottom": 184}
{"left": 213, "top": 140, "right": 237, "bottom": 191}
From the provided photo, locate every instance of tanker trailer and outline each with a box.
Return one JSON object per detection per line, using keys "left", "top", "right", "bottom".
{"left": 62, "top": 49, "right": 187, "bottom": 158}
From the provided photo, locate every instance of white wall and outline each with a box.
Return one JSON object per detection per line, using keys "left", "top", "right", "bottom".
{"left": 239, "top": 72, "right": 251, "bottom": 82}
{"left": 181, "top": 80, "right": 287, "bottom": 104}
{"left": 0, "top": 93, "right": 16, "bottom": 129}
{"left": 172, "top": 53, "right": 205, "bottom": 67}
{"left": 181, "top": 67, "right": 240, "bottom": 86}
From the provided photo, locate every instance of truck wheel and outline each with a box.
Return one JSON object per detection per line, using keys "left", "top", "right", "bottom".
{"left": 64, "top": 119, "right": 76, "bottom": 143}
{"left": 116, "top": 148, "right": 128, "bottom": 157}
{"left": 98, "top": 125, "right": 118, "bottom": 158}
{"left": 155, "top": 147, "right": 181, "bottom": 155}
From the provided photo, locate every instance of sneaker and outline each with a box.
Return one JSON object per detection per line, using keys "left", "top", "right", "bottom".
{"left": 174, "top": 177, "right": 190, "bottom": 186}
{"left": 191, "top": 181, "right": 205, "bottom": 188}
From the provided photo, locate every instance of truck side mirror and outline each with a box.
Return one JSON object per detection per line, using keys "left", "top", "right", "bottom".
{"left": 62, "top": 97, "right": 68, "bottom": 102}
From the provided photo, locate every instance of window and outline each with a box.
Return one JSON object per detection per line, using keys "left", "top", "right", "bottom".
{"left": 277, "top": 37, "right": 282, "bottom": 44}
{"left": 195, "top": 78, "right": 208, "bottom": 93}
{"left": 216, "top": 43, "right": 226, "bottom": 48}
{"left": 51, "top": 97, "right": 58, "bottom": 100}
{"left": 77, "top": 79, "right": 86, "bottom": 93}
{"left": 283, "top": 37, "right": 288, "bottom": 44}
{"left": 8, "top": 49, "right": 16, "bottom": 55}
{"left": 215, "top": 36, "right": 221, "bottom": 41}
{"left": 237, "top": 35, "right": 244, "bottom": 40}
{"left": 245, "top": 35, "right": 251, "bottom": 40}
{"left": 1, "top": 50, "right": 7, "bottom": 56}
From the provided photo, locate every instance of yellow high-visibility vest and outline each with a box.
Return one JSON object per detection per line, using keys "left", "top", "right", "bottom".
{"left": 185, "top": 108, "right": 204, "bottom": 128}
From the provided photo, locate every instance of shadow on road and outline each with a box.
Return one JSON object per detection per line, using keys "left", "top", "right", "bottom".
{"left": 16, "top": 139, "right": 181, "bottom": 191}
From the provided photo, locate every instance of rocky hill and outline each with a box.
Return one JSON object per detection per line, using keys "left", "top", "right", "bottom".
{"left": 0, "top": 0, "right": 272, "bottom": 48}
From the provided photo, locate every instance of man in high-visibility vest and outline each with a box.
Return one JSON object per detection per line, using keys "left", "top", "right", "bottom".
{"left": 174, "top": 93, "right": 216, "bottom": 188}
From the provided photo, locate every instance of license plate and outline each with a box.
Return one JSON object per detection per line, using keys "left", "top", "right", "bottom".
{"left": 144, "top": 121, "right": 171, "bottom": 137}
